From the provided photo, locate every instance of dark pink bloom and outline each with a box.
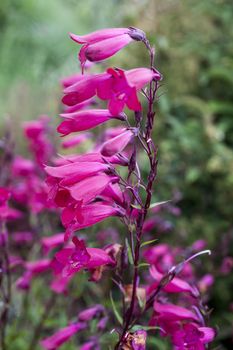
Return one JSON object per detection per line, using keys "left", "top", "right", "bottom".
{"left": 45, "top": 161, "right": 109, "bottom": 180}
{"left": 11, "top": 157, "right": 35, "bottom": 177}
{"left": 100, "top": 129, "right": 135, "bottom": 157}
{"left": 62, "top": 68, "right": 161, "bottom": 113}
{"left": 62, "top": 202, "right": 124, "bottom": 237}
{"left": 54, "top": 237, "right": 115, "bottom": 277}
{"left": 96, "top": 67, "right": 161, "bottom": 115}
{"left": 149, "top": 266, "right": 198, "bottom": 297}
{"left": 79, "top": 34, "right": 133, "bottom": 65}
{"left": 16, "top": 259, "right": 51, "bottom": 290}
{"left": 69, "top": 28, "right": 130, "bottom": 44}
{"left": 62, "top": 74, "right": 105, "bottom": 106}
{"left": 40, "top": 322, "right": 86, "bottom": 350}
{"left": 70, "top": 27, "right": 146, "bottom": 68}
{"left": 58, "top": 109, "right": 124, "bottom": 135}
{"left": 153, "top": 302, "right": 200, "bottom": 323}
{"left": 0, "top": 187, "right": 11, "bottom": 205}
{"left": 172, "top": 323, "right": 216, "bottom": 350}
{"left": 66, "top": 174, "right": 118, "bottom": 204}
{"left": 23, "top": 116, "right": 54, "bottom": 167}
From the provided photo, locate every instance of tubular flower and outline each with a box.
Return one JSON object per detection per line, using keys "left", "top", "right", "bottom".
{"left": 69, "top": 27, "right": 146, "bottom": 68}
{"left": 40, "top": 322, "right": 86, "bottom": 350}
{"left": 62, "top": 202, "right": 124, "bottom": 240}
{"left": 54, "top": 237, "right": 115, "bottom": 277}
{"left": 61, "top": 67, "right": 161, "bottom": 114}
{"left": 58, "top": 109, "right": 125, "bottom": 135}
{"left": 96, "top": 67, "right": 161, "bottom": 115}
{"left": 100, "top": 128, "right": 136, "bottom": 157}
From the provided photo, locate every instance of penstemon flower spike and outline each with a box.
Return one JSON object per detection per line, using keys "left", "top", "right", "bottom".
{"left": 0, "top": 26, "right": 215, "bottom": 350}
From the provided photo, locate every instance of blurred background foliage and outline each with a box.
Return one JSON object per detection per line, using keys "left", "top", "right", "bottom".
{"left": 0, "top": 0, "right": 232, "bottom": 348}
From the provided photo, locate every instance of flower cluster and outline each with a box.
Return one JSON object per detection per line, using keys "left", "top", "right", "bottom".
{"left": 0, "top": 26, "right": 218, "bottom": 350}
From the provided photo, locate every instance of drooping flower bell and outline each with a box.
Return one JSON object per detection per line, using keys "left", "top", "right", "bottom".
{"left": 69, "top": 27, "right": 146, "bottom": 69}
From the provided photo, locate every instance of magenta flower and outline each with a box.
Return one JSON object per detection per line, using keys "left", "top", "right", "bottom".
{"left": 62, "top": 74, "right": 106, "bottom": 106}
{"left": 62, "top": 67, "right": 161, "bottom": 114}
{"left": 40, "top": 322, "right": 86, "bottom": 350}
{"left": 153, "top": 302, "right": 200, "bottom": 323}
{"left": 41, "top": 233, "right": 65, "bottom": 254}
{"left": 69, "top": 27, "right": 130, "bottom": 44}
{"left": 54, "top": 237, "right": 115, "bottom": 276}
{"left": 58, "top": 109, "right": 125, "bottom": 135}
{"left": 45, "top": 161, "right": 109, "bottom": 182}
{"left": 0, "top": 187, "right": 11, "bottom": 205}
{"left": 79, "top": 34, "right": 133, "bottom": 65}
{"left": 96, "top": 67, "right": 161, "bottom": 115}
{"left": 66, "top": 174, "right": 119, "bottom": 204}
{"left": 62, "top": 202, "right": 124, "bottom": 239}
{"left": 61, "top": 133, "right": 90, "bottom": 149}
{"left": 70, "top": 27, "right": 146, "bottom": 68}
{"left": 100, "top": 129, "right": 135, "bottom": 157}
{"left": 16, "top": 259, "right": 51, "bottom": 290}
{"left": 78, "top": 304, "right": 104, "bottom": 322}
{"left": 172, "top": 323, "right": 216, "bottom": 350}
{"left": 148, "top": 266, "right": 199, "bottom": 297}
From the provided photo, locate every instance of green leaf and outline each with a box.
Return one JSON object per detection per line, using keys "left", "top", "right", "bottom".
{"left": 149, "top": 200, "right": 171, "bottom": 209}
{"left": 131, "top": 325, "right": 161, "bottom": 332}
{"left": 125, "top": 238, "right": 134, "bottom": 265}
{"left": 110, "top": 292, "right": 123, "bottom": 325}
{"left": 141, "top": 239, "right": 158, "bottom": 247}
{"left": 137, "top": 262, "right": 150, "bottom": 269}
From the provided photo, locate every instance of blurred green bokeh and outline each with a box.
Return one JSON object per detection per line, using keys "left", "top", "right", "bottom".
{"left": 0, "top": 0, "right": 232, "bottom": 348}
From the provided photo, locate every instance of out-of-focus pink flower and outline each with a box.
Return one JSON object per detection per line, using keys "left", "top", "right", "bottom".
{"left": 198, "top": 274, "right": 214, "bottom": 293}
{"left": 220, "top": 256, "right": 233, "bottom": 275}
{"left": 23, "top": 116, "right": 54, "bottom": 167}
{"left": 0, "top": 187, "right": 11, "bottom": 205}
{"left": 12, "top": 231, "right": 33, "bottom": 244}
{"left": 100, "top": 129, "right": 135, "bottom": 157}
{"left": 0, "top": 188, "right": 21, "bottom": 221}
{"left": 11, "top": 157, "right": 35, "bottom": 177}
{"left": 58, "top": 109, "right": 125, "bottom": 135}
{"left": 79, "top": 340, "right": 99, "bottom": 350}
{"left": 41, "top": 233, "right": 65, "bottom": 254}
{"left": 40, "top": 322, "right": 86, "bottom": 350}
{"left": 78, "top": 304, "right": 104, "bottom": 322}
{"left": 16, "top": 259, "right": 51, "bottom": 290}
{"left": 61, "top": 133, "right": 90, "bottom": 149}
